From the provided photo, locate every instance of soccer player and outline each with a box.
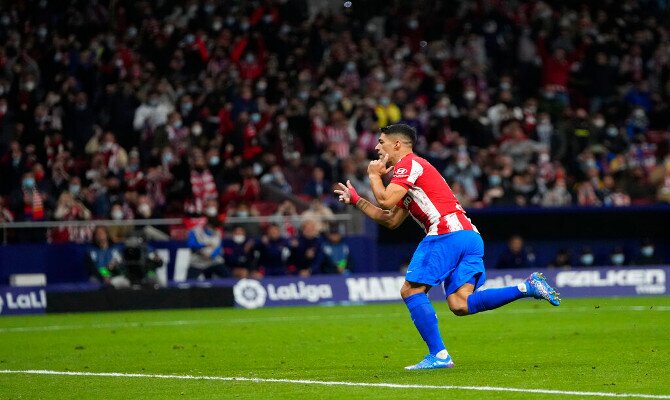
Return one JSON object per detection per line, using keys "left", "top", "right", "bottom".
{"left": 334, "top": 124, "right": 561, "bottom": 370}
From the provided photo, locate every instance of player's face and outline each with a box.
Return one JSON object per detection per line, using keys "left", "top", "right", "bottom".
{"left": 375, "top": 134, "right": 394, "bottom": 164}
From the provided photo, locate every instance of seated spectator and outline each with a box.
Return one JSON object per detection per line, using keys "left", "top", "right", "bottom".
{"left": 496, "top": 235, "right": 532, "bottom": 269}
{"left": 548, "top": 248, "right": 572, "bottom": 269}
{"left": 632, "top": 239, "right": 661, "bottom": 266}
{"left": 322, "top": 226, "right": 352, "bottom": 275}
{"left": 222, "top": 225, "right": 258, "bottom": 279}
{"left": 257, "top": 223, "right": 292, "bottom": 276}
{"left": 301, "top": 198, "right": 334, "bottom": 234}
{"left": 577, "top": 246, "right": 596, "bottom": 268}
{"left": 608, "top": 246, "right": 627, "bottom": 267}
{"left": 186, "top": 216, "right": 228, "bottom": 280}
{"left": 85, "top": 226, "right": 129, "bottom": 288}
{"left": 289, "top": 219, "right": 325, "bottom": 277}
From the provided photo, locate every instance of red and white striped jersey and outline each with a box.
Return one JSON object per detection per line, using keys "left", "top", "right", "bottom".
{"left": 390, "top": 153, "right": 478, "bottom": 236}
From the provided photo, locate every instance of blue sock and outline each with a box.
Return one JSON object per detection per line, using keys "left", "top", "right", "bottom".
{"left": 403, "top": 293, "right": 445, "bottom": 355}
{"left": 466, "top": 285, "right": 525, "bottom": 315}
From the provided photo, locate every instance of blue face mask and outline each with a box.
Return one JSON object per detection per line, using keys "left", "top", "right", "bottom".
{"left": 580, "top": 254, "right": 594, "bottom": 266}
{"left": 489, "top": 175, "right": 502, "bottom": 186}
{"left": 611, "top": 254, "right": 625, "bottom": 265}
{"left": 641, "top": 246, "right": 654, "bottom": 257}
{"left": 69, "top": 184, "right": 81, "bottom": 195}
{"left": 23, "top": 177, "right": 35, "bottom": 188}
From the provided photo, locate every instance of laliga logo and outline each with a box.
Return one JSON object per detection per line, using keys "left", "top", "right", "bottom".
{"left": 233, "top": 279, "right": 267, "bottom": 309}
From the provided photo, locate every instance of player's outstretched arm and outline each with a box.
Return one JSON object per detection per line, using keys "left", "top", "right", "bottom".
{"left": 334, "top": 181, "right": 409, "bottom": 229}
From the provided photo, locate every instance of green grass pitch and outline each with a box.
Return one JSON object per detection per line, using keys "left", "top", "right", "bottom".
{"left": 0, "top": 296, "right": 668, "bottom": 399}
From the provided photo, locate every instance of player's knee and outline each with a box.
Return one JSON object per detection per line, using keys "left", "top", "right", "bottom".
{"left": 399, "top": 285, "right": 413, "bottom": 299}
{"left": 400, "top": 281, "right": 425, "bottom": 299}
{"left": 447, "top": 297, "right": 469, "bottom": 316}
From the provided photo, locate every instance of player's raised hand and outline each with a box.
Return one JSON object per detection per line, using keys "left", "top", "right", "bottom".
{"left": 334, "top": 180, "right": 361, "bottom": 205}
{"left": 368, "top": 154, "right": 393, "bottom": 176}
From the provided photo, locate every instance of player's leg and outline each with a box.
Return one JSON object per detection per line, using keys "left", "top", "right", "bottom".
{"left": 402, "top": 235, "right": 458, "bottom": 370}
{"left": 401, "top": 280, "right": 454, "bottom": 370}
{"left": 449, "top": 272, "right": 561, "bottom": 315}
{"left": 401, "top": 281, "right": 446, "bottom": 355}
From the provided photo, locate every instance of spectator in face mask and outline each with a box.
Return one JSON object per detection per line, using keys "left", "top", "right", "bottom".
{"left": 609, "top": 246, "right": 627, "bottom": 267}
{"left": 632, "top": 238, "right": 661, "bottom": 266}
{"left": 577, "top": 246, "right": 596, "bottom": 267}
{"left": 223, "top": 225, "right": 258, "bottom": 278}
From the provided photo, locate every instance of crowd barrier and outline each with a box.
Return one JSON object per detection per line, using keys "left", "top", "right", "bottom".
{"left": 0, "top": 266, "right": 666, "bottom": 315}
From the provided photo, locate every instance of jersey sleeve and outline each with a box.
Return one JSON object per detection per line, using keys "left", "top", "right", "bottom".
{"left": 390, "top": 156, "right": 422, "bottom": 190}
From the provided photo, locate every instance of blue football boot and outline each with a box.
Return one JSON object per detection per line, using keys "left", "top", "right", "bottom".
{"left": 404, "top": 354, "right": 454, "bottom": 370}
{"left": 525, "top": 272, "right": 561, "bottom": 306}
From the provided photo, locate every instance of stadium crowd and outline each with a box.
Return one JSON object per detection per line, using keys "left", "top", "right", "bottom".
{"left": 0, "top": 0, "right": 669, "bottom": 252}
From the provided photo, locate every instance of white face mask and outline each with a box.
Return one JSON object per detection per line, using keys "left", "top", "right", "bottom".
{"left": 641, "top": 246, "right": 654, "bottom": 257}
{"left": 611, "top": 254, "right": 625, "bottom": 265}
{"left": 205, "top": 206, "right": 218, "bottom": 217}
{"left": 232, "top": 234, "right": 245, "bottom": 244}
{"left": 138, "top": 204, "right": 151, "bottom": 216}
{"left": 111, "top": 210, "right": 124, "bottom": 220}
{"left": 580, "top": 254, "right": 594, "bottom": 265}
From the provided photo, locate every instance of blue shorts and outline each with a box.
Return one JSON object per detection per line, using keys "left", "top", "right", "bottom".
{"left": 405, "top": 230, "right": 486, "bottom": 297}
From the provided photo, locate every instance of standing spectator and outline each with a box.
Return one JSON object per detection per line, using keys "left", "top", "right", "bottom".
{"left": 186, "top": 150, "right": 217, "bottom": 215}
{"left": 9, "top": 172, "right": 50, "bottom": 242}
{"left": 50, "top": 191, "right": 92, "bottom": 243}
{"left": 133, "top": 91, "right": 173, "bottom": 134}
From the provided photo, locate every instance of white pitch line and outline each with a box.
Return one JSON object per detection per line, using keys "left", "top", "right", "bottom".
{"left": 0, "top": 306, "right": 668, "bottom": 334}
{"left": 0, "top": 313, "right": 397, "bottom": 333}
{"left": 0, "top": 369, "right": 668, "bottom": 399}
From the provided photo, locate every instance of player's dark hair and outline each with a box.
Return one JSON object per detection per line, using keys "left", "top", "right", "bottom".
{"left": 381, "top": 124, "right": 417, "bottom": 146}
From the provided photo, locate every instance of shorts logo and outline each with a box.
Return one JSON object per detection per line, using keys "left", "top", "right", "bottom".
{"left": 233, "top": 279, "right": 267, "bottom": 309}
